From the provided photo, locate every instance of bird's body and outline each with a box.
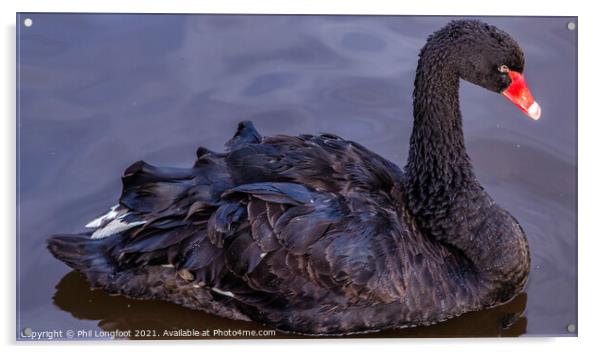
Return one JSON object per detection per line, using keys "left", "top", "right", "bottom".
{"left": 48, "top": 20, "right": 534, "bottom": 336}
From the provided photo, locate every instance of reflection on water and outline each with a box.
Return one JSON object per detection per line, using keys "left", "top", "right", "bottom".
{"left": 54, "top": 272, "right": 527, "bottom": 339}
{"left": 17, "top": 14, "right": 577, "bottom": 339}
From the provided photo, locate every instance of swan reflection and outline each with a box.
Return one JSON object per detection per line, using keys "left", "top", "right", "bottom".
{"left": 53, "top": 271, "right": 527, "bottom": 339}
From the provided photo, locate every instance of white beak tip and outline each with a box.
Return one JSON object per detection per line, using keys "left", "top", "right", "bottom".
{"left": 527, "top": 102, "right": 541, "bottom": 120}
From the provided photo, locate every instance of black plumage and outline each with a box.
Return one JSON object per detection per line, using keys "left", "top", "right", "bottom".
{"left": 47, "top": 20, "right": 531, "bottom": 336}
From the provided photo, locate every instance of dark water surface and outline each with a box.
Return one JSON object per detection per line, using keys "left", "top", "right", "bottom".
{"left": 16, "top": 14, "right": 577, "bottom": 339}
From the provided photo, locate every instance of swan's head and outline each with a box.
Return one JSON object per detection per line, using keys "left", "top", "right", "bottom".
{"left": 430, "top": 20, "right": 541, "bottom": 120}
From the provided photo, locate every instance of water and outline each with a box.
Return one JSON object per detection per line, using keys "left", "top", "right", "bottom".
{"left": 16, "top": 14, "right": 577, "bottom": 339}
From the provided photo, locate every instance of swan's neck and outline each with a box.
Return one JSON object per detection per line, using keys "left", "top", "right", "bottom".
{"left": 405, "top": 58, "right": 479, "bottom": 216}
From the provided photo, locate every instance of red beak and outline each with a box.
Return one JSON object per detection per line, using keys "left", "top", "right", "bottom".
{"left": 502, "top": 70, "right": 541, "bottom": 120}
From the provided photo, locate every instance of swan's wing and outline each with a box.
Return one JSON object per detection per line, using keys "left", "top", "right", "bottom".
{"left": 199, "top": 182, "right": 409, "bottom": 333}
{"left": 215, "top": 182, "right": 407, "bottom": 301}
{"left": 109, "top": 180, "right": 406, "bottom": 304}
{"left": 107, "top": 131, "right": 408, "bottom": 308}
{"left": 224, "top": 120, "right": 262, "bottom": 152}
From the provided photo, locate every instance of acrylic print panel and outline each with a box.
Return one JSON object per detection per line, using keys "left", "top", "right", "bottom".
{"left": 16, "top": 13, "right": 577, "bottom": 340}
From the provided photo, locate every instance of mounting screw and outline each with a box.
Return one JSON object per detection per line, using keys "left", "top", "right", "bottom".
{"left": 23, "top": 18, "right": 33, "bottom": 27}
{"left": 567, "top": 22, "right": 576, "bottom": 31}
{"left": 22, "top": 327, "right": 32, "bottom": 337}
{"left": 567, "top": 323, "right": 576, "bottom": 333}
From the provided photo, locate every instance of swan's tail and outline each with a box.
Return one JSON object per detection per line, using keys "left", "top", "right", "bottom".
{"left": 47, "top": 233, "right": 115, "bottom": 276}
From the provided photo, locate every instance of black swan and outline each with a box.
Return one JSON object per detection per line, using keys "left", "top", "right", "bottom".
{"left": 48, "top": 19, "right": 539, "bottom": 336}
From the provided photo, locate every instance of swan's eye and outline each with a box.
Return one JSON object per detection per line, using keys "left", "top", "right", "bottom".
{"left": 498, "top": 65, "right": 510, "bottom": 73}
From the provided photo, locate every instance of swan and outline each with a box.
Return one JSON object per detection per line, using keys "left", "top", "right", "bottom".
{"left": 48, "top": 19, "right": 539, "bottom": 336}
